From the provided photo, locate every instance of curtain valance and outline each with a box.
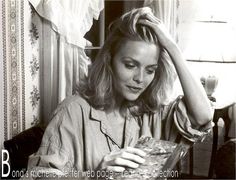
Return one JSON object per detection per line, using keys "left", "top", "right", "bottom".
{"left": 28, "top": 0, "right": 104, "bottom": 48}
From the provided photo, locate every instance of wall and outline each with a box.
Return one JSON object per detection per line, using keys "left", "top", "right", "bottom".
{"left": 0, "top": 0, "right": 42, "bottom": 151}
{"left": 177, "top": 0, "right": 236, "bottom": 61}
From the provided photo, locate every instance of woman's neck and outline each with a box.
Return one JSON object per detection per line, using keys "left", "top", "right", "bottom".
{"left": 106, "top": 94, "right": 127, "bottom": 118}
{"left": 114, "top": 92, "right": 124, "bottom": 110}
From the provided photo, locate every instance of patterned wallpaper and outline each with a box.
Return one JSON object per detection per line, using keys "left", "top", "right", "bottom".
{"left": 28, "top": 2, "right": 41, "bottom": 127}
{"left": 0, "top": 0, "right": 42, "bottom": 149}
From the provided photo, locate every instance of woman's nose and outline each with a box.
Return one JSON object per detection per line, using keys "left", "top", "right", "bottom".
{"left": 133, "top": 69, "right": 144, "bottom": 84}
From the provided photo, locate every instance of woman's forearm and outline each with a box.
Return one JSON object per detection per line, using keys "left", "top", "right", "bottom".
{"left": 137, "top": 15, "right": 213, "bottom": 126}
{"left": 167, "top": 45, "right": 213, "bottom": 126}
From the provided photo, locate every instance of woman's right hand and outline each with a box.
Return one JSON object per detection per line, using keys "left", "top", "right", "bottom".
{"left": 98, "top": 147, "right": 146, "bottom": 172}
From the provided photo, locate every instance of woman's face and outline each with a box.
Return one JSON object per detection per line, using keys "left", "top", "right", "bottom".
{"left": 112, "top": 40, "right": 160, "bottom": 101}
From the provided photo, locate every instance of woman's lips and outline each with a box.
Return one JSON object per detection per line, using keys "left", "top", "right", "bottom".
{"left": 126, "top": 85, "right": 142, "bottom": 93}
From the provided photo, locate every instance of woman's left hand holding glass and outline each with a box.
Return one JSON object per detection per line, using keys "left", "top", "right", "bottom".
{"left": 97, "top": 147, "right": 146, "bottom": 173}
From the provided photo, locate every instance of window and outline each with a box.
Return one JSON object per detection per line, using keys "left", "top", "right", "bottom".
{"left": 84, "top": 0, "right": 144, "bottom": 61}
{"left": 177, "top": 0, "right": 236, "bottom": 63}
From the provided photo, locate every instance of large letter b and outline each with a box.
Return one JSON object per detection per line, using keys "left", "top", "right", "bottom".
{"left": 2, "top": 149, "right": 10, "bottom": 177}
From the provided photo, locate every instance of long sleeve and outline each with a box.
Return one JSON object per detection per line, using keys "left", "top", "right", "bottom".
{"left": 163, "top": 96, "right": 213, "bottom": 145}
{"left": 27, "top": 97, "right": 84, "bottom": 178}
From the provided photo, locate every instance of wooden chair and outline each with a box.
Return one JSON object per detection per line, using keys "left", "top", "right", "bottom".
{"left": 208, "top": 103, "right": 236, "bottom": 178}
{"left": 3, "top": 126, "right": 44, "bottom": 179}
{"left": 180, "top": 103, "right": 235, "bottom": 179}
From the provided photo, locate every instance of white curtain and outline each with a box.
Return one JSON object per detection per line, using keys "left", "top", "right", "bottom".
{"left": 144, "top": 0, "right": 179, "bottom": 41}
{"left": 28, "top": 0, "right": 104, "bottom": 124}
{"left": 29, "top": 0, "right": 104, "bottom": 48}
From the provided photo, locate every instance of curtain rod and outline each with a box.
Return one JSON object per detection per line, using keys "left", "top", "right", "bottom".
{"left": 187, "top": 59, "right": 236, "bottom": 63}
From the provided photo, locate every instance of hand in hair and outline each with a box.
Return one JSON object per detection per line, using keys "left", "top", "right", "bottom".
{"left": 138, "top": 11, "right": 177, "bottom": 51}
{"left": 97, "top": 147, "right": 146, "bottom": 172}
{"left": 136, "top": 7, "right": 213, "bottom": 126}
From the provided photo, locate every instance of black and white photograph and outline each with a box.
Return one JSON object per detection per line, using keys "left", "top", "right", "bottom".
{"left": 0, "top": 0, "right": 235, "bottom": 179}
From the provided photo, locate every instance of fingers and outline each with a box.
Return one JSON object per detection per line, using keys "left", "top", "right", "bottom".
{"left": 123, "top": 7, "right": 162, "bottom": 28}
{"left": 111, "top": 157, "right": 139, "bottom": 169}
{"left": 110, "top": 148, "right": 146, "bottom": 168}
{"left": 109, "top": 147, "right": 146, "bottom": 158}
{"left": 107, "top": 147, "right": 146, "bottom": 164}
{"left": 137, "top": 17, "right": 162, "bottom": 28}
{"left": 125, "top": 147, "right": 146, "bottom": 157}
{"left": 138, "top": 19, "right": 153, "bottom": 26}
{"left": 133, "top": 7, "right": 153, "bottom": 17}
{"left": 134, "top": 7, "right": 162, "bottom": 24}
{"left": 138, "top": 7, "right": 153, "bottom": 18}
{"left": 106, "top": 166, "right": 125, "bottom": 173}
{"left": 101, "top": 147, "right": 147, "bottom": 173}
{"left": 142, "top": 13, "right": 162, "bottom": 24}
{"left": 119, "top": 151, "right": 145, "bottom": 164}
{"left": 138, "top": 19, "right": 170, "bottom": 40}
{"left": 137, "top": 19, "right": 159, "bottom": 33}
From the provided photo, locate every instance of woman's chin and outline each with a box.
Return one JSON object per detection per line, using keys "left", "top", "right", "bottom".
{"left": 123, "top": 93, "right": 141, "bottom": 102}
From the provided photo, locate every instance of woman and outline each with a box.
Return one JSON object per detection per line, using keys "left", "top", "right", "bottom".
{"left": 27, "top": 7, "right": 213, "bottom": 177}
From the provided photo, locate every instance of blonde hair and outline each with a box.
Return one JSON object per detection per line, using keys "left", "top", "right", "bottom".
{"left": 79, "top": 8, "right": 176, "bottom": 114}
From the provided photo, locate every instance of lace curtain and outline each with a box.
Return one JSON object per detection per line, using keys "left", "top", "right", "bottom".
{"left": 29, "top": 0, "right": 104, "bottom": 48}
{"left": 29, "top": 0, "right": 104, "bottom": 124}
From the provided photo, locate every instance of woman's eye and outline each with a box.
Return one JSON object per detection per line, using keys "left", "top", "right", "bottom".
{"left": 146, "top": 70, "right": 155, "bottom": 74}
{"left": 146, "top": 69, "right": 156, "bottom": 75}
{"left": 124, "top": 63, "right": 135, "bottom": 69}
